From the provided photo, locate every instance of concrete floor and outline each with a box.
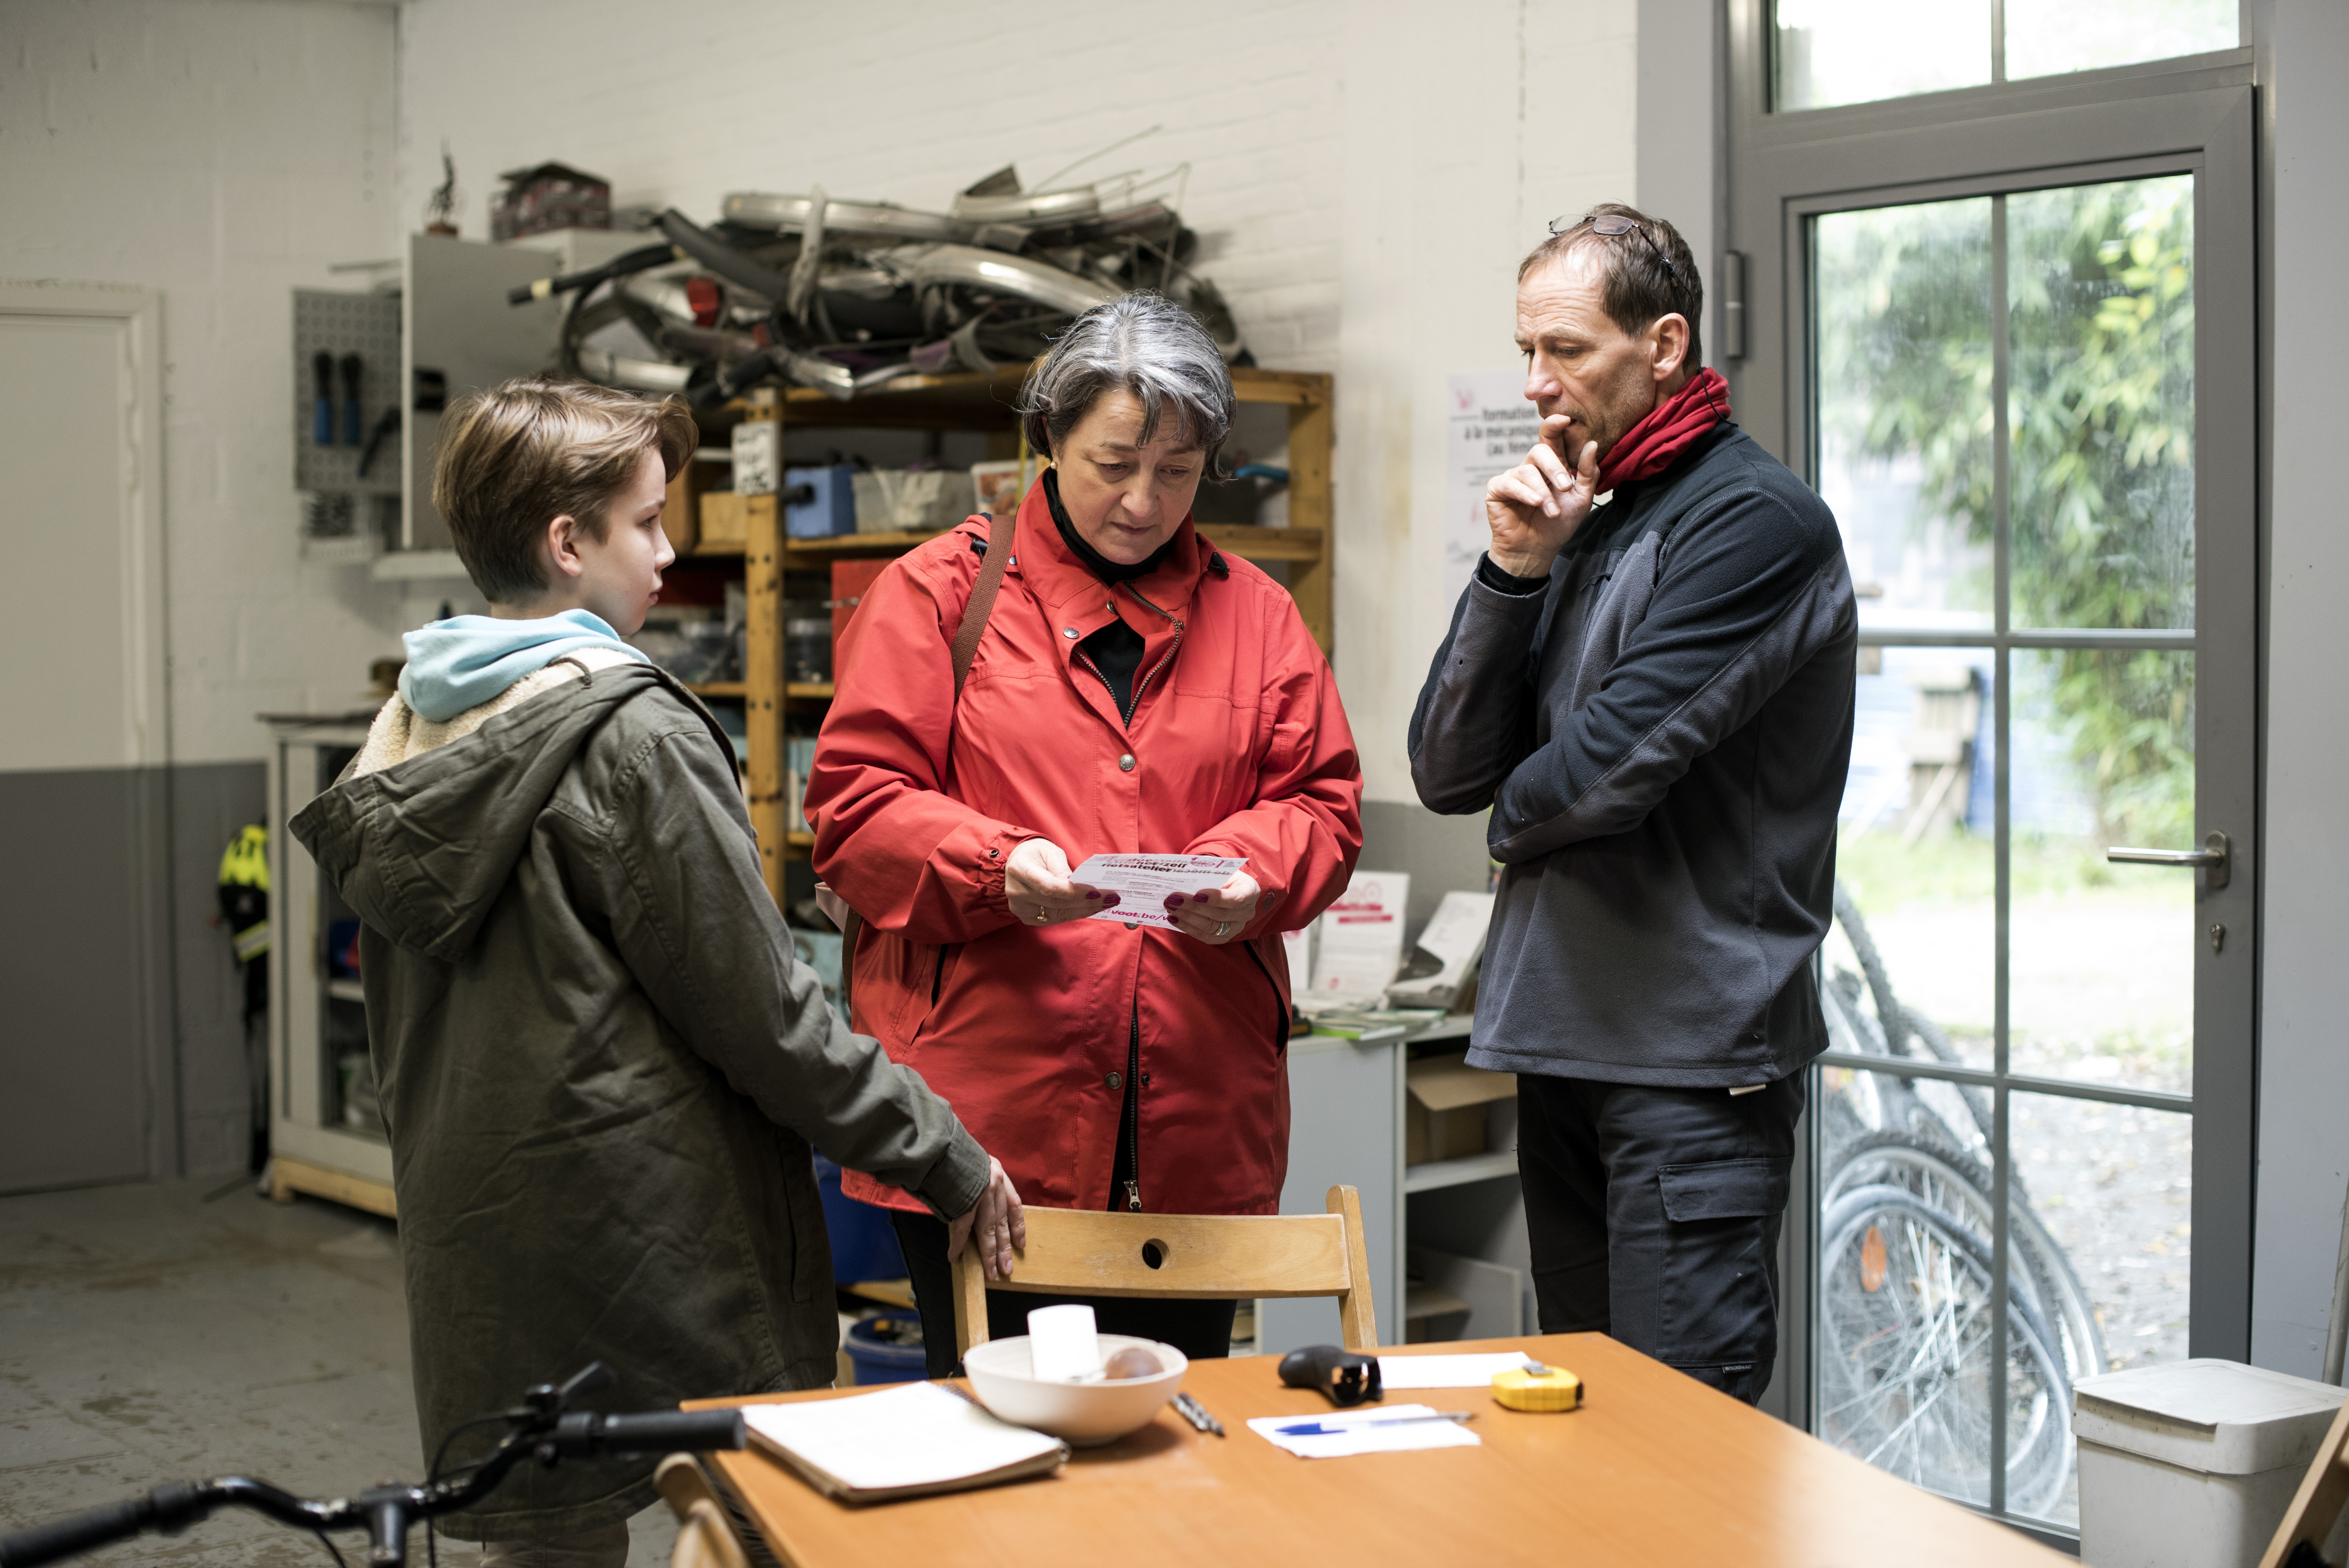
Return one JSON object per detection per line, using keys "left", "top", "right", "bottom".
{"left": 0, "top": 1178, "right": 678, "bottom": 1568}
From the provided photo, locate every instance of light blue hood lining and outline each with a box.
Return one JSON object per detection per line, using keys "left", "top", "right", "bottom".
{"left": 397, "top": 610, "right": 647, "bottom": 723}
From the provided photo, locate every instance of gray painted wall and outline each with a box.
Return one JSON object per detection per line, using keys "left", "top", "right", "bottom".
{"left": 0, "top": 761, "right": 264, "bottom": 1192}
{"left": 1637, "top": 0, "right": 1722, "bottom": 366}
{"left": 2249, "top": 0, "right": 2349, "bottom": 1377}
{"left": 1357, "top": 798, "right": 1492, "bottom": 942}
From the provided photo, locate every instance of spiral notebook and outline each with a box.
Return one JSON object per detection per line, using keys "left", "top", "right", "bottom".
{"left": 740, "top": 1383, "right": 1066, "bottom": 1505}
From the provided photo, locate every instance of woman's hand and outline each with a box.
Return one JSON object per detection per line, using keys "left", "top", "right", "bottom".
{"left": 1484, "top": 414, "right": 1599, "bottom": 578}
{"left": 1165, "top": 871, "right": 1267, "bottom": 944}
{"left": 1003, "top": 837, "right": 1109, "bottom": 927}
{"left": 947, "top": 1157, "right": 1026, "bottom": 1281}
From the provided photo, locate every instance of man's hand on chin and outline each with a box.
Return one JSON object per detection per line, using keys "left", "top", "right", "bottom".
{"left": 1485, "top": 413, "right": 1600, "bottom": 579}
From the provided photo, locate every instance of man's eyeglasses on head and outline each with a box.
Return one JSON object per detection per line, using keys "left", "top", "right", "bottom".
{"left": 1548, "top": 212, "right": 1681, "bottom": 289}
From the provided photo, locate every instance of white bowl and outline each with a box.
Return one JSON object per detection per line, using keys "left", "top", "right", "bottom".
{"left": 961, "top": 1334, "right": 1189, "bottom": 1448}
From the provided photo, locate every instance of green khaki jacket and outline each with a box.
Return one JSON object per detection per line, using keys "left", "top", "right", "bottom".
{"left": 291, "top": 661, "right": 987, "bottom": 1539}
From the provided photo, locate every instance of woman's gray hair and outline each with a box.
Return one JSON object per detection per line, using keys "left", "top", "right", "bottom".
{"left": 1017, "top": 292, "right": 1235, "bottom": 472}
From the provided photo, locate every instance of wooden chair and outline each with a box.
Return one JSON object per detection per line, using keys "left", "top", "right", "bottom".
{"left": 952, "top": 1183, "right": 1378, "bottom": 1358}
{"left": 2258, "top": 1393, "right": 2349, "bottom": 1568}
{"left": 656, "top": 1454, "right": 759, "bottom": 1568}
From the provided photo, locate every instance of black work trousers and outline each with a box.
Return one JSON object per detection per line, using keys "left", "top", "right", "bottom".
{"left": 1515, "top": 1070, "right": 1804, "bottom": 1405}
{"left": 891, "top": 1211, "right": 1238, "bottom": 1381}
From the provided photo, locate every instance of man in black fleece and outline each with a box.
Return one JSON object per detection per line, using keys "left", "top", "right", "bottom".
{"left": 1410, "top": 205, "right": 1855, "bottom": 1404}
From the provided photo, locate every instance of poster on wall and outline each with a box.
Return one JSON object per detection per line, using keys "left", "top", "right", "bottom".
{"left": 1444, "top": 370, "right": 1541, "bottom": 607}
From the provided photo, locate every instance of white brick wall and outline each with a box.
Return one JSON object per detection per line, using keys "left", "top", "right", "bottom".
{"left": 399, "top": 0, "right": 1644, "bottom": 802}
{"left": 1, "top": 0, "right": 413, "bottom": 766}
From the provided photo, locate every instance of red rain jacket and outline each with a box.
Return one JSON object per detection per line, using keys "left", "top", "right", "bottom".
{"left": 808, "top": 481, "right": 1363, "bottom": 1217}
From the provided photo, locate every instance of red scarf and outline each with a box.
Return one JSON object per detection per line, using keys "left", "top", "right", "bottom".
{"left": 1595, "top": 366, "right": 1731, "bottom": 492}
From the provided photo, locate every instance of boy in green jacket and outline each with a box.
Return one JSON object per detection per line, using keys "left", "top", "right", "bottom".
{"left": 293, "top": 379, "right": 1021, "bottom": 1567}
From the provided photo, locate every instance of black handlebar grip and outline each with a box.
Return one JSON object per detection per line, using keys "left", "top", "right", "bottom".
{"left": 0, "top": 1497, "right": 153, "bottom": 1568}
{"left": 593, "top": 1410, "right": 747, "bottom": 1454}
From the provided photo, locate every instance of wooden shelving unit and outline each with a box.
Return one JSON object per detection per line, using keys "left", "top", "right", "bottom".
{"left": 678, "top": 363, "right": 1335, "bottom": 903}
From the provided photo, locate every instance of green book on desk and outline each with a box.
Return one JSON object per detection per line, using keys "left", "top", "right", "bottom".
{"left": 1306, "top": 1007, "right": 1446, "bottom": 1041}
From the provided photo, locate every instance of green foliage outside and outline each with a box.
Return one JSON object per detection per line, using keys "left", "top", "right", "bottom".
{"left": 1818, "top": 178, "right": 2197, "bottom": 848}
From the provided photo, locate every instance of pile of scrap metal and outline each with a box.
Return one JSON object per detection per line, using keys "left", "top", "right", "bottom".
{"left": 507, "top": 163, "right": 1246, "bottom": 407}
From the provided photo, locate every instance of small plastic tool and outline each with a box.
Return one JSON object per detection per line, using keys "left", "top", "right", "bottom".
{"left": 1493, "top": 1361, "right": 1581, "bottom": 1412}
{"left": 1277, "top": 1345, "right": 1383, "bottom": 1408}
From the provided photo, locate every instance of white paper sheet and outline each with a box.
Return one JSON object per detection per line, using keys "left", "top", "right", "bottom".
{"left": 1068, "top": 853, "right": 1247, "bottom": 932}
{"left": 1247, "top": 1403, "right": 1483, "bottom": 1459}
{"left": 1385, "top": 889, "right": 1496, "bottom": 1009}
{"left": 741, "top": 1383, "right": 1062, "bottom": 1492}
{"left": 1375, "top": 1352, "right": 1541, "bottom": 1389}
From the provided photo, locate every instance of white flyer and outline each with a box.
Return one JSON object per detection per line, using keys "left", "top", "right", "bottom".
{"left": 1069, "top": 853, "right": 1247, "bottom": 931}
{"left": 1304, "top": 870, "right": 1410, "bottom": 1009}
{"left": 1445, "top": 371, "right": 1542, "bottom": 607}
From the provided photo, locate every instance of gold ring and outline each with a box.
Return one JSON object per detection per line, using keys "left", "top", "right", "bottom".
{"left": 1214, "top": 920, "right": 1233, "bottom": 937}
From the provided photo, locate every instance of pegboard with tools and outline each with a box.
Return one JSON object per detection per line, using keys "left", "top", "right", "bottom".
{"left": 292, "top": 289, "right": 403, "bottom": 502}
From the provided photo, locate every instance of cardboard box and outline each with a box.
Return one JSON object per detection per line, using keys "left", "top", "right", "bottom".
{"left": 1404, "top": 1051, "right": 1516, "bottom": 1166}
{"left": 662, "top": 459, "right": 721, "bottom": 554}
{"left": 699, "top": 491, "right": 760, "bottom": 549}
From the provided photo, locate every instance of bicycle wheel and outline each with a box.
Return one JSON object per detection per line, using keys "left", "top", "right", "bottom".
{"left": 1818, "top": 1134, "right": 2093, "bottom": 1518}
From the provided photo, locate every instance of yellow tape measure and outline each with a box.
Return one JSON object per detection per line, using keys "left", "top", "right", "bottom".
{"left": 1493, "top": 1362, "right": 1581, "bottom": 1412}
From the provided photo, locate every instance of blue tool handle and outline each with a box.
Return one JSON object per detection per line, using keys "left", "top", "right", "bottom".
{"left": 343, "top": 398, "right": 361, "bottom": 446}
{"left": 314, "top": 398, "right": 333, "bottom": 445}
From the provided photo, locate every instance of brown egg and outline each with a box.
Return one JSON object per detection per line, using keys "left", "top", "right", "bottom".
{"left": 1103, "top": 1346, "right": 1164, "bottom": 1380}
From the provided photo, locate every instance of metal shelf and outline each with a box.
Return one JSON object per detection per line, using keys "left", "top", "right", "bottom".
{"left": 1403, "top": 1149, "right": 1520, "bottom": 1195}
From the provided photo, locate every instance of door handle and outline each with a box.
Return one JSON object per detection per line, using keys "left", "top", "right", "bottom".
{"left": 2107, "top": 830, "right": 2230, "bottom": 890}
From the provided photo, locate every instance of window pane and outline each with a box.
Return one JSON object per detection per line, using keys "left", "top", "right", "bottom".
{"left": 2009, "top": 1091, "right": 2193, "bottom": 1526}
{"left": 1774, "top": 0, "right": 1991, "bottom": 111}
{"left": 2009, "top": 176, "right": 2196, "bottom": 629}
{"left": 1815, "top": 200, "right": 1994, "bottom": 632}
{"left": 2007, "top": 0, "right": 2239, "bottom": 82}
{"left": 2008, "top": 650, "right": 2195, "bottom": 1094}
{"left": 1834, "top": 648, "right": 1997, "bottom": 1074}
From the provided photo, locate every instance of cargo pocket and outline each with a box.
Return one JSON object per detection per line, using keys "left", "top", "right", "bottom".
{"left": 1656, "top": 1156, "right": 1786, "bottom": 1401}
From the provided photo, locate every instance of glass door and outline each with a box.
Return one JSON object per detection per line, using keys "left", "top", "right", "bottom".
{"left": 1798, "top": 165, "right": 2245, "bottom": 1531}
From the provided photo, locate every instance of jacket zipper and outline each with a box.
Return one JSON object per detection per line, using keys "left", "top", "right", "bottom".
{"left": 1122, "top": 1009, "right": 1143, "bottom": 1212}
{"left": 1076, "top": 585, "right": 1187, "bottom": 1214}
{"left": 1119, "top": 585, "right": 1183, "bottom": 725}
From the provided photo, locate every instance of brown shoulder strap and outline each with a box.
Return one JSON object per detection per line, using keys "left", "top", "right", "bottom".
{"left": 950, "top": 508, "right": 1013, "bottom": 701}
{"left": 835, "top": 510, "right": 1012, "bottom": 1029}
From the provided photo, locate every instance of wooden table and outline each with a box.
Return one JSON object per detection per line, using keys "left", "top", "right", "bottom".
{"left": 690, "top": 1334, "right": 2062, "bottom": 1567}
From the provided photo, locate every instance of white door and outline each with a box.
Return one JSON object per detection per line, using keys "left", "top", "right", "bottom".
{"left": 0, "top": 281, "right": 169, "bottom": 1191}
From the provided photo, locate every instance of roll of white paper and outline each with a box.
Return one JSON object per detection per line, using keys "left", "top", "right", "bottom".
{"left": 1025, "top": 1303, "right": 1102, "bottom": 1382}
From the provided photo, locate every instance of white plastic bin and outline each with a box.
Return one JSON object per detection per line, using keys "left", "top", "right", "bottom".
{"left": 2075, "top": 1358, "right": 2349, "bottom": 1567}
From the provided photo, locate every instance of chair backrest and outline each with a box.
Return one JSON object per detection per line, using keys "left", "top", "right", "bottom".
{"left": 953, "top": 1183, "right": 1377, "bottom": 1357}
{"left": 2257, "top": 1393, "right": 2349, "bottom": 1568}
{"left": 656, "top": 1454, "right": 754, "bottom": 1568}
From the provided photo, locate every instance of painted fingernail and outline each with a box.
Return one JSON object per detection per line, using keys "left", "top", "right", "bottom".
{"left": 1084, "top": 890, "right": 1101, "bottom": 900}
{"left": 1164, "top": 895, "right": 1184, "bottom": 910}
{"left": 1100, "top": 893, "right": 1120, "bottom": 908}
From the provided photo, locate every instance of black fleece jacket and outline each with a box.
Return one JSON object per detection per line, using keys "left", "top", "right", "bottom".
{"left": 1409, "top": 423, "right": 1857, "bottom": 1087}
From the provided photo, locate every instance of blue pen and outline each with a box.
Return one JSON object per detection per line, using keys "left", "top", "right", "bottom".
{"left": 1275, "top": 1411, "right": 1473, "bottom": 1436}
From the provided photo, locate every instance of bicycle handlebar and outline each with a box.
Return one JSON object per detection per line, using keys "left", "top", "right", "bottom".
{"left": 0, "top": 1369, "right": 747, "bottom": 1568}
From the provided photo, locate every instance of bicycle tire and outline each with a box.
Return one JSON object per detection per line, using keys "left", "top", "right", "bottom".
{"left": 1818, "top": 1181, "right": 2074, "bottom": 1515}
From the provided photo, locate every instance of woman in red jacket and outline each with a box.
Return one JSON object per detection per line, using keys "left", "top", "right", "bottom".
{"left": 807, "top": 292, "right": 1363, "bottom": 1372}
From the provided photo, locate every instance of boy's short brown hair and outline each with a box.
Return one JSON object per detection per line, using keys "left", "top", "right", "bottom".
{"left": 432, "top": 378, "right": 698, "bottom": 604}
